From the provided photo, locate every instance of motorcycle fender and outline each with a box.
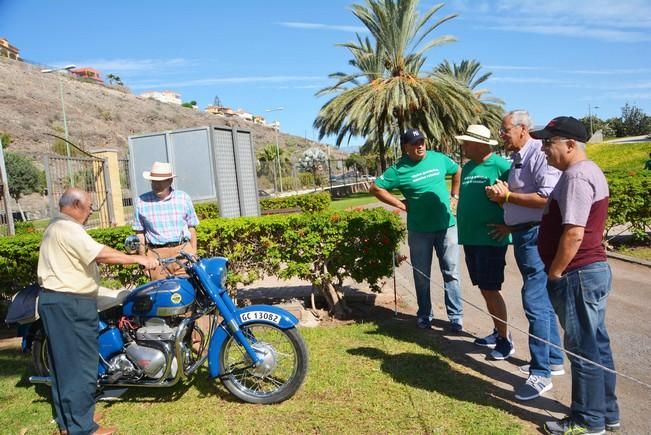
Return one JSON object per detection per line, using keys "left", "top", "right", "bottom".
{"left": 207, "top": 305, "right": 299, "bottom": 378}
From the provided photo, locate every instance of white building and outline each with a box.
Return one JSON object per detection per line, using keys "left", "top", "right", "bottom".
{"left": 140, "top": 91, "right": 181, "bottom": 105}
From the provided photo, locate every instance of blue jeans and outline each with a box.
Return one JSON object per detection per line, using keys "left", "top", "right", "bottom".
{"left": 408, "top": 226, "right": 463, "bottom": 322}
{"left": 512, "top": 225, "right": 564, "bottom": 377}
{"left": 548, "top": 262, "right": 619, "bottom": 430}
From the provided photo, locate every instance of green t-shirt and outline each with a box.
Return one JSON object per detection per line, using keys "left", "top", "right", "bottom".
{"left": 375, "top": 151, "right": 458, "bottom": 232}
{"left": 457, "top": 153, "right": 512, "bottom": 246}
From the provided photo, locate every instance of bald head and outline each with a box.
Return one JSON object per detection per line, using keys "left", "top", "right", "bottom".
{"left": 59, "top": 188, "right": 87, "bottom": 210}
{"left": 59, "top": 188, "right": 93, "bottom": 224}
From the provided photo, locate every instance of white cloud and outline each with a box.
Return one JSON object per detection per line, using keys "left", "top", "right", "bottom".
{"left": 279, "top": 22, "right": 368, "bottom": 33}
{"left": 457, "top": 0, "right": 651, "bottom": 42}
{"left": 130, "top": 75, "right": 325, "bottom": 90}
{"left": 53, "top": 58, "right": 192, "bottom": 73}
{"left": 563, "top": 68, "right": 651, "bottom": 75}
{"left": 485, "top": 65, "right": 546, "bottom": 71}
{"left": 486, "top": 24, "right": 651, "bottom": 43}
{"left": 490, "top": 76, "right": 568, "bottom": 84}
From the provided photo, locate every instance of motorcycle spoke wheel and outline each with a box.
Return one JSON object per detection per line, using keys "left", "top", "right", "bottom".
{"left": 220, "top": 324, "right": 307, "bottom": 404}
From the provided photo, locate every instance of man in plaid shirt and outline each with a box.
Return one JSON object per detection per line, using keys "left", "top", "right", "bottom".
{"left": 133, "top": 161, "right": 199, "bottom": 280}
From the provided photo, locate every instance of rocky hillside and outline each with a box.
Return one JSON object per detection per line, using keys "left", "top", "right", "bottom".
{"left": 0, "top": 57, "right": 344, "bottom": 161}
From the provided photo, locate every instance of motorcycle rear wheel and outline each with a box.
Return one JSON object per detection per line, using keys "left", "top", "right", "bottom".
{"left": 32, "top": 328, "right": 50, "bottom": 377}
{"left": 219, "top": 324, "right": 308, "bottom": 404}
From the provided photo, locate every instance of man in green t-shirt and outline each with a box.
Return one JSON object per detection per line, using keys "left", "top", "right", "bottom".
{"left": 455, "top": 125, "right": 514, "bottom": 360}
{"left": 644, "top": 152, "right": 651, "bottom": 170}
{"left": 370, "top": 128, "right": 463, "bottom": 331}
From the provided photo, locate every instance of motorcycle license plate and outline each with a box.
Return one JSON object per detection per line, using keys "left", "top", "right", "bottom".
{"left": 239, "top": 311, "right": 281, "bottom": 324}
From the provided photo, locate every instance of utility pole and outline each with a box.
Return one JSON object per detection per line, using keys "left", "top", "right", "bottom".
{"left": 41, "top": 65, "right": 77, "bottom": 185}
{"left": 265, "top": 107, "right": 284, "bottom": 193}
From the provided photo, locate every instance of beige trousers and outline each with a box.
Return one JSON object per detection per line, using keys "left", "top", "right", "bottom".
{"left": 145, "top": 245, "right": 196, "bottom": 281}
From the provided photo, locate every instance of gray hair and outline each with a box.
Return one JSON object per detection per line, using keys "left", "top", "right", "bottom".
{"left": 506, "top": 110, "right": 534, "bottom": 130}
{"left": 575, "top": 141, "right": 586, "bottom": 150}
{"left": 58, "top": 188, "right": 86, "bottom": 210}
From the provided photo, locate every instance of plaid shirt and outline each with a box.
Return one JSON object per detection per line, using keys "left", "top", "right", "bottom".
{"left": 132, "top": 189, "right": 199, "bottom": 245}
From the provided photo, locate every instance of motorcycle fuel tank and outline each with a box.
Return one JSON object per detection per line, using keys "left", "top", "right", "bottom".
{"left": 122, "top": 278, "right": 195, "bottom": 318}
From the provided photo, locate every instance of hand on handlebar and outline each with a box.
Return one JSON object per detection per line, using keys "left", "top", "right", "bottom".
{"left": 137, "top": 255, "right": 159, "bottom": 271}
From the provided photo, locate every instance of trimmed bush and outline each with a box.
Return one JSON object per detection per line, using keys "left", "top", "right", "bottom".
{"left": 0, "top": 209, "right": 404, "bottom": 317}
{"left": 605, "top": 170, "right": 651, "bottom": 241}
{"left": 194, "top": 192, "right": 331, "bottom": 220}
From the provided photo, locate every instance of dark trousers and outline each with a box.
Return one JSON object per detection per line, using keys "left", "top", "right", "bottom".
{"left": 38, "top": 290, "right": 99, "bottom": 435}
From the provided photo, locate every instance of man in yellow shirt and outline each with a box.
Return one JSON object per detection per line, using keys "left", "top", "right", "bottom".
{"left": 38, "top": 188, "right": 157, "bottom": 435}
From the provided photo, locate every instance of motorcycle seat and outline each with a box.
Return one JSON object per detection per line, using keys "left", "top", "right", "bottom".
{"left": 97, "top": 287, "right": 131, "bottom": 312}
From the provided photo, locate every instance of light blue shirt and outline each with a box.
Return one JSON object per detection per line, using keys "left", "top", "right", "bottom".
{"left": 504, "top": 138, "right": 560, "bottom": 225}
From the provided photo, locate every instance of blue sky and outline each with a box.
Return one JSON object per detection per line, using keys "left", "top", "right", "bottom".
{"left": 2, "top": 0, "right": 650, "bottom": 149}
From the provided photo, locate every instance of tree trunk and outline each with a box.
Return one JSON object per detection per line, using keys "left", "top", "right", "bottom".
{"left": 377, "top": 119, "right": 387, "bottom": 172}
{"left": 317, "top": 264, "right": 350, "bottom": 319}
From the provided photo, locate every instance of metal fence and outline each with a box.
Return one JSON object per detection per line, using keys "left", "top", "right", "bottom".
{"left": 44, "top": 155, "right": 115, "bottom": 229}
{"left": 118, "top": 158, "right": 134, "bottom": 224}
{"left": 256, "top": 158, "right": 379, "bottom": 195}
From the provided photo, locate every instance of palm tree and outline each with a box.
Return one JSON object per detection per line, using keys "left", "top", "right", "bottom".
{"left": 434, "top": 59, "right": 504, "bottom": 139}
{"left": 314, "top": 0, "right": 480, "bottom": 170}
{"left": 257, "top": 144, "right": 279, "bottom": 192}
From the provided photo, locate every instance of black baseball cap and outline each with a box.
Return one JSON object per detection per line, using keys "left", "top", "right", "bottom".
{"left": 530, "top": 116, "right": 589, "bottom": 142}
{"left": 401, "top": 128, "right": 426, "bottom": 146}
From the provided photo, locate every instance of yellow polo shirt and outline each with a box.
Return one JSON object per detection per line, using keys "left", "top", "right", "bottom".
{"left": 37, "top": 214, "right": 105, "bottom": 296}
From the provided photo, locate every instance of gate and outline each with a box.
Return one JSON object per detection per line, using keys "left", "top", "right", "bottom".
{"left": 44, "top": 155, "right": 115, "bottom": 228}
{"left": 118, "top": 158, "right": 133, "bottom": 224}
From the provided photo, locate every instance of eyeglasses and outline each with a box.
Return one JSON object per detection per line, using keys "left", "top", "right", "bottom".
{"left": 499, "top": 125, "right": 521, "bottom": 135}
{"left": 541, "top": 138, "right": 568, "bottom": 147}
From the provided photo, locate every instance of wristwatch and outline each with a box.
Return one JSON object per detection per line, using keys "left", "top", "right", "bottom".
{"left": 451, "top": 193, "right": 460, "bottom": 200}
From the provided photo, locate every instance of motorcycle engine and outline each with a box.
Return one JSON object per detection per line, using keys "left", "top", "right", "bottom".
{"left": 126, "top": 318, "right": 178, "bottom": 379}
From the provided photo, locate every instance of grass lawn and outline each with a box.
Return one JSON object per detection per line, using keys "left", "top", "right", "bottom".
{"left": 612, "top": 245, "right": 651, "bottom": 261}
{"left": 0, "top": 319, "right": 527, "bottom": 434}
{"left": 329, "top": 192, "right": 381, "bottom": 211}
{"left": 587, "top": 141, "right": 651, "bottom": 172}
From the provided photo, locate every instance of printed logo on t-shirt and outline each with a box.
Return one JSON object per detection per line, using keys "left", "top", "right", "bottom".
{"left": 462, "top": 175, "right": 488, "bottom": 186}
{"left": 411, "top": 168, "right": 440, "bottom": 182}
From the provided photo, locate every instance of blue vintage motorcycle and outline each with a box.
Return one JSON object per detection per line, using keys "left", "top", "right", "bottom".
{"left": 26, "top": 238, "right": 308, "bottom": 404}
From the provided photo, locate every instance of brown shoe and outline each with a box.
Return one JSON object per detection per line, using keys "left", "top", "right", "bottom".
{"left": 93, "top": 426, "right": 117, "bottom": 435}
{"left": 54, "top": 413, "right": 106, "bottom": 434}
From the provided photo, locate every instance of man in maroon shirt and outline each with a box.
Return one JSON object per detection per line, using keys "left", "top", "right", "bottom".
{"left": 532, "top": 116, "right": 619, "bottom": 435}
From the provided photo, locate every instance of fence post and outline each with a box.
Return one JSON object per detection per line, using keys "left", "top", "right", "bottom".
{"left": 93, "top": 149, "right": 124, "bottom": 226}
{"left": 0, "top": 145, "right": 15, "bottom": 236}
{"left": 43, "top": 156, "right": 56, "bottom": 220}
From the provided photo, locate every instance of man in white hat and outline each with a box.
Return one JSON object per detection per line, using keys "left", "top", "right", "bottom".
{"left": 133, "top": 161, "right": 199, "bottom": 279}
{"left": 455, "top": 125, "right": 514, "bottom": 360}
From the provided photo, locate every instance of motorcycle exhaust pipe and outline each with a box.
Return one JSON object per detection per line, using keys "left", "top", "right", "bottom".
{"left": 29, "top": 376, "right": 52, "bottom": 386}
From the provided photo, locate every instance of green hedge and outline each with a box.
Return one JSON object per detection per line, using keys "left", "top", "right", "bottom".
{"left": 194, "top": 191, "right": 331, "bottom": 220}
{"left": 0, "top": 209, "right": 404, "bottom": 308}
{"left": 605, "top": 170, "right": 651, "bottom": 241}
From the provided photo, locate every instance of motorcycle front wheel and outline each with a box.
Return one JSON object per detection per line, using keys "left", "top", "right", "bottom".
{"left": 219, "top": 323, "right": 308, "bottom": 404}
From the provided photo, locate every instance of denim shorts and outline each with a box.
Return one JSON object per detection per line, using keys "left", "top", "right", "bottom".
{"left": 463, "top": 245, "right": 508, "bottom": 290}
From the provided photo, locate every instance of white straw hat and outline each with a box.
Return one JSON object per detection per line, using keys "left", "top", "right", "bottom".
{"left": 455, "top": 124, "right": 498, "bottom": 146}
{"left": 142, "top": 161, "right": 176, "bottom": 181}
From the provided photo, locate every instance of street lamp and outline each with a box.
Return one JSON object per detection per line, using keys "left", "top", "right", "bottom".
{"left": 265, "top": 107, "right": 284, "bottom": 193}
{"left": 42, "top": 64, "right": 76, "bottom": 185}
{"left": 588, "top": 104, "right": 600, "bottom": 138}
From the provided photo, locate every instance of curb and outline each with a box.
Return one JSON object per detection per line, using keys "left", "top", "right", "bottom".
{"left": 606, "top": 251, "right": 651, "bottom": 267}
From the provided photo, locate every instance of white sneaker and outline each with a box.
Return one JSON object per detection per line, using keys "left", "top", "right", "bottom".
{"left": 519, "top": 363, "right": 565, "bottom": 376}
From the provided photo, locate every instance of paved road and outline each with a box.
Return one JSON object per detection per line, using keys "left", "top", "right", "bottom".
{"left": 390, "top": 239, "right": 651, "bottom": 434}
